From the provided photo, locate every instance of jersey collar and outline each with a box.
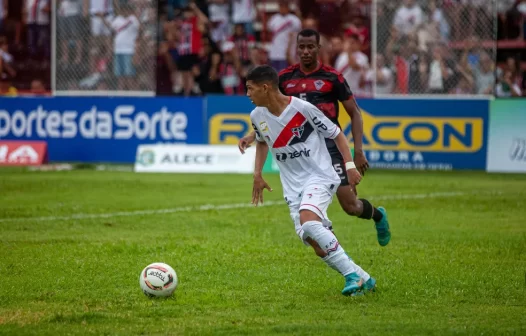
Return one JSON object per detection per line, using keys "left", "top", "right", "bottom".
{"left": 299, "top": 62, "right": 322, "bottom": 76}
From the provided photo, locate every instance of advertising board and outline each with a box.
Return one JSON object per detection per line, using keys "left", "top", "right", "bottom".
{"left": 487, "top": 100, "right": 526, "bottom": 173}
{"left": 0, "top": 97, "right": 204, "bottom": 163}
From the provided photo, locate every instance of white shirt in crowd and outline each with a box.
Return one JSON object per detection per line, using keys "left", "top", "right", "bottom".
{"left": 208, "top": 2, "right": 229, "bottom": 23}
{"left": 365, "top": 66, "right": 394, "bottom": 95}
{"left": 250, "top": 97, "right": 341, "bottom": 199}
{"left": 335, "top": 51, "right": 370, "bottom": 97}
{"left": 267, "top": 13, "right": 301, "bottom": 61}
{"left": 232, "top": 0, "right": 256, "bottom": 24}
{"left": 393, "top": 4, "right": 423, "bottom": 35}
{"left": 90, "top": 0, "right": 114, "bottom": 15}
{"left": 59, "top": 0, "right": 82, "bottom": 17}
{"left": 25, "top": 0, "right": 50, "bottom": 25}
{"left": 111, "top": 15, "right": 140, "bottom": 54}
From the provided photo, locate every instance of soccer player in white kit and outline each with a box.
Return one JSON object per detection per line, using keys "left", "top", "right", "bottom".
{"left": 246, "top": 65, "right": 376, "bottom": 296}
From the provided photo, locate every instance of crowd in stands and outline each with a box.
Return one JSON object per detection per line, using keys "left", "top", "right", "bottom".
{"left": 0, "top": 0, "right": 51, "bottom": 96}
{"left": 56, "top": 0, "right": 156, "bottom": 92}
{"left": 1, "top": 0, "right": 524, "bottom": 97}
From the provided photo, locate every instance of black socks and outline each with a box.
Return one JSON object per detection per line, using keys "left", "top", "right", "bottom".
{"left": 359, "top": 199, "right": 383, "bottom": 222}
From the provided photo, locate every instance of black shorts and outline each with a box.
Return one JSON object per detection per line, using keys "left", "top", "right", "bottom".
{"left": 325, "top": 138, "right": 349, "bottom": 187}
{"left": 176, "top": 54, "right": 199, "bottom": 71}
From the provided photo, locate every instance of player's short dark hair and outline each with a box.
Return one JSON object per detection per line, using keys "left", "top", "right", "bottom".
{"left": 246, "top": 65, "right": 279, "bottom": 87}
{"left": 297, "top": 29, "right": 320, "bottom": 44}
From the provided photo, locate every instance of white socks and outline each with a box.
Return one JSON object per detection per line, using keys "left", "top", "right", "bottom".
{"left": 302, "top": 220, "right": 370, "bottom": 280}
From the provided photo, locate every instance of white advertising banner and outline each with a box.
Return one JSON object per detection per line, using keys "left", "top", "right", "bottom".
{"left": 134, "top": 144, "right": 255, "bottom": 173}
{"left": 487, "top": 100, "right": 526, "bottom": 173}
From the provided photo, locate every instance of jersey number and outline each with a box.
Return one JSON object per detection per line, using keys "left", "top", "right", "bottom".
{"left": 333, "top": 163, "right": 345, "bottom": 179}
{"left": 299, "top": 93, "right": 307, "bottom": 101}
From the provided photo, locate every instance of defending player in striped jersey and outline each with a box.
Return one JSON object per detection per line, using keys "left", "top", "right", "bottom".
{"left": 239, "top": 29, "right": 391, "bottom": 247}
{"left": 246, "top": 65, "right": 376, "bottom": 296}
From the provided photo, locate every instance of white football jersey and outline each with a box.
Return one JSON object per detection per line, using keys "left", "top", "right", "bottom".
{"left": 250, "top": 97, "right": 341, "bottom": 199}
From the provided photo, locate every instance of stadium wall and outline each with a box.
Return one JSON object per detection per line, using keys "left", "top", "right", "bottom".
{"left": 0, "top": 96, "right": 511, "bottom": 172}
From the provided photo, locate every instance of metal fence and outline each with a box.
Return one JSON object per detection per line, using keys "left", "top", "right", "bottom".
{"left": 373, "top": 0, "right": 497, "bottom": 97}
{"left": 54, "top": 0, "right": 157, "bottom": 96}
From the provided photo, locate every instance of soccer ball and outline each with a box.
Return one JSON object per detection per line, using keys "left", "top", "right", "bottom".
{"left": 139, "top": 262, "right": 178, "bottom": 297}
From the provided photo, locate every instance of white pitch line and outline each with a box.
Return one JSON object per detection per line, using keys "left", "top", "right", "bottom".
{"left": 0, "top": 191, "right": 472, "bottom": 223}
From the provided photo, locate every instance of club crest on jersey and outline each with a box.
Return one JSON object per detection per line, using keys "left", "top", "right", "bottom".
{"left": 291, "top": 125, "right": 304, "bottom": 138}
{"left": 302, "top": 84, "right": 306, "bottom": 89}
{"left": 314, "top": 80, "right": 325, "bottom": 90}
{"left": 259, "top": 121, "right": 269, "bottom": 132}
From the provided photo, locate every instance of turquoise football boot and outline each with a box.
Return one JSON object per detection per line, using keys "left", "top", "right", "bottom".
{"left": 375, "top": 207, "right": 391, "bottom": 246}
{"left": 351, "top": 277, "right": 376, "bottom": 296}
{"left": 341, "top": 273, "right": 364, "bottom": 296}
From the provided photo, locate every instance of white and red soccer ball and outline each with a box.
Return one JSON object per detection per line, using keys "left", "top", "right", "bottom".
{"left": 139, "top": 263, "right": 178, "bottom": 297}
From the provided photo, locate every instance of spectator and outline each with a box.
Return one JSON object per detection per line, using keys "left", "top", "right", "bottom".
{"left": 0, "top": 0, "right": 5, "bottom": 35}
{"left": 196, "top": 35, "right": 223, "bottom": 94}
{"left": 427, "top": 45, "right": 455, "bottom": 94}
{"left": 0, "top": 36, "right": 15, "bottom": 80}
{"left": 366, "top": 54, "right": 394, "bottom": 95}
{"left": 392, "top": 0, "right": 424, "bottom": 36}
{"left": 218, "top": 41, "right": 245, "bottom": 95}
{"left": 24, "top": 0, "right": 50, "bottom": 59}
{"left": 335, "top": 33, "right": 370, "bottom": 97}
{"left": 428, "top": 0, "right": 450, "bottom": 41}
{"left": 345, "top": 13, "right": 370, "bottom": 56}
{"left": 176, "top": 3, "right": 208, "bottom": 96}
{"left": 156, "top": 41, "right": 176, "bottom": 96}
{"left": 30, "top": 78, "right": 47, "bottom": 94}
{"left": 208, "top": 0, "right": 229, "bottom": 43}
{"left": 228, "top": 23, "right": 255, "bottom": 66}
{"left": 58, "top": 0, "right": 82, "bottom": 64}
{"left": 472, "top": 51, "right": 495, "bottom": 94}
{"left": 328, "top": 36, "right": 344, "bottom": 67}
{"left": 267, "top": 0, "right": 301, "bottom": 71}
{"left": 98, "top": 3, "right": 140, "bottom": 91}
{"left": 90, "top": 0, "right": 114, "bottom": 73}
{"left": 0, "top": 36, "right": 16, "bottom": 96}
{"left": 496, "top": 69, "right": 522, "bottom": 97}
{"left": 231, "top": 0, "right": 256, "bottom": 35}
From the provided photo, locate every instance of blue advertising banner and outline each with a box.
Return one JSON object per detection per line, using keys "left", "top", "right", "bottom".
{"left": 0, "top": 97, "right": 205, "bottom": 163}
{"left": 206, "top": 95, "right": 254, "bottom": 145}
{"left": 206, "top": 96, "right": 489, "bottom": 170}
{"left": 338, "top": 99, "right": 489, "bottom": 170}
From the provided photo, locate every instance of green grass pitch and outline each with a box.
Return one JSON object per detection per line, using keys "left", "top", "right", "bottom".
{"left": 0, "top": 168, "right": 525, "bottom": 335}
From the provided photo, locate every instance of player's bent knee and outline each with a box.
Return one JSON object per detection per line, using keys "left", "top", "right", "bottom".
{"left": 299, "top": 209, "right": 322, "bottom": 224}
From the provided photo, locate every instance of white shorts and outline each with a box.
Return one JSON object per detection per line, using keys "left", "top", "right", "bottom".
{"left": 287, "top": 183, "right": 337, "bottom": 246}
{"left": 91, "top": 15, "right": 113, "bottom": 36}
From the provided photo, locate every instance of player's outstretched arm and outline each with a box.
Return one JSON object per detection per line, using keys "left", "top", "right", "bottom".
{"left": 333, "top": 132, "right": 362, "bottom": 188}
{"left": 342, "top": 98, "right": 369, "bottom": 176}
{"left": 252, "top": 141, "right": 272, "bottom": 206}
{"left": 238, "top": 131, "right": 257, "bottom": 154}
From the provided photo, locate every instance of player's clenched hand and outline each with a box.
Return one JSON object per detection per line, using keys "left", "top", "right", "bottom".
{"left": 238, "top": 133, "right": 256, "bottom": 154}
{"left": 347, "top": 168, "right": 362, "bottom": 189}
{"left": 252, "top": 174, "right": 272, "bottom": 206}
{"left": 353, "top": 150, "right": 369, "bottom": 176}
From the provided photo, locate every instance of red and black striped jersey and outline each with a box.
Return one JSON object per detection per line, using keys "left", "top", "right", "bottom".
{"left": 278, "top": 63, "right": 353, "bottom": 127}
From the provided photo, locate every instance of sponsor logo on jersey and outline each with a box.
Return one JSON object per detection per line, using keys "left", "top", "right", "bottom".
{"left": 286, "top": 83, "right": 296, "bottom": 88}
{"left": 275, "top": 148, "right": 311, "bottom": 162}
